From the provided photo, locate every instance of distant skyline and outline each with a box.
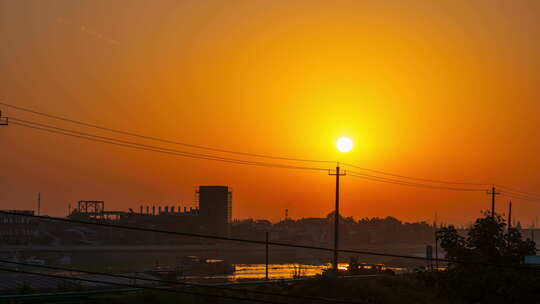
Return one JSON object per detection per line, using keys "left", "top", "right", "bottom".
{"left": 1, "top": 0, "right": 539, "bottom": 225}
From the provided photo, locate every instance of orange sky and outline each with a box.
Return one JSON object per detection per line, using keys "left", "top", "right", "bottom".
{"left": 1, "top": 0, "right": 539, "bottom": 225}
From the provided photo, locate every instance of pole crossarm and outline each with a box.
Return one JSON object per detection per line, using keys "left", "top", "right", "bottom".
{"left": 0, "top": 110, "right": 8, "bottom": 125}
{"left": 328, "top": 169, "right": 347, "bottom": 176}
{"left": 487, "top": 186, "right": 501, "bottom": 218}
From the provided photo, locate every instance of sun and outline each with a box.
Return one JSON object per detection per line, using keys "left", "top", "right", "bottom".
{"left": 336, "top": 137, "right": 353, "bottom": 153}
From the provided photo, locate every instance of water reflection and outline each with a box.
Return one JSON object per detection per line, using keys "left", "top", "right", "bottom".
{"left": 230, "top": 263, "right": 405, "bottom": 280}
{"left": 232, "top": 263, "right": 331, "bottom": 280}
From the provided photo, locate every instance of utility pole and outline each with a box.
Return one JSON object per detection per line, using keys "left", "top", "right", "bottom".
{"left": 488, "top": 186, "right": 500, "bottom": 219}
{"left": 508, "top": 201, "right": 512, "bottom": 229}
{"left": 329, "top": 164, "right": 346, "bottom": 271}
{"left": 265, "top": 231, "right": 269, "bottom": 280}
{"left": 435, "top": 234, "right": 439, "bottom": 270}
{"left": 37, "top": 193, "right": 41, "bottom": 216}
{"left": 532, "top": 219, "right": 536, "bottom": 245}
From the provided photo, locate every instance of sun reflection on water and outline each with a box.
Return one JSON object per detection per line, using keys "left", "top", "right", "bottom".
{"left": 231, "top": 263, "right": 406, "bottom": 280}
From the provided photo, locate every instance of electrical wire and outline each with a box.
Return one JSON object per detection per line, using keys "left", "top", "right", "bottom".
{"left": 0, "top": 266, "right": 284, "bottom": 304}
{"left": 5, "top": 104, "right": 529, "bottom": 195}
{"left": 500, "top": 192, "right": 540, "bottom": 203}
{"left": 0, "top": 259, "right": 363, "bottom": 304}
{"left": 4, "top": 104, "right": 539, "bottom": 202}
{"left": 496, "top": 185, "right": 540, "bottom": 200}
{"left": 1, "top": 211, "right": 538, "bottom": 271}
{"left": 342, "top": 163, "right": 490, "bottom": 187}
{"left": 348, "top": 171, "right": 488, "bottom": 192}
{"left": 9, "top": 119, "right": 327, "bottom": 172}
{"left": 7, "top": 119, "right": 505, "bottom": 195}
{"left": 503, "top": 193, "right": 540, "bottom": 202}
{"left": 0, "top": 101, "right": 334, "bottom": 164}
{"left": 8, "top": 118, "right": 493, "bottom": 192}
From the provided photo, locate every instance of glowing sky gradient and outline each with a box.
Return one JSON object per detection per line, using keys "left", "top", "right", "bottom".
{"left": 1, "top": 1, "right": 539, "bottom": 225}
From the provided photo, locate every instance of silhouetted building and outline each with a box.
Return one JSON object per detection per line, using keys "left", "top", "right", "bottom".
{"left": 198, "top": 186, "right": 232, "bottom": 237}
{"left": 0, "top": 210, "right": 38, "bottom": 244}
{"left": 63, "top": 186, "right": 232, "bottom": 244}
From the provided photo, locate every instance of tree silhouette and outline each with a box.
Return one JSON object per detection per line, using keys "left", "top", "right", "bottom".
{"left": 433, "top": 211, "right": 538, "bottom": 303}
{"left": 437, "top": 211, "right": 536, "bottom": 266}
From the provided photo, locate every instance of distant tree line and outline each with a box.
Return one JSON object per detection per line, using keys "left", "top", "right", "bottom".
{"left": 231, "top": 213, "right": 435, "bottom": 247}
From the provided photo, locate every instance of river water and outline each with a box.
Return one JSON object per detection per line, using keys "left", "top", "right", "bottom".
{"left": 185, "top": 263, "right": 406, "bottom": 281}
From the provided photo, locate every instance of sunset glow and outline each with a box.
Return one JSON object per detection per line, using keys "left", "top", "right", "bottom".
{"left": 336, "top": 137, "right": 353, "bottom": 153}
{"left": 1, "top": 1, "right": 540, "bottom": 226}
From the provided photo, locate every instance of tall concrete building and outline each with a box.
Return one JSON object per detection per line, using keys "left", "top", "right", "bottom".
{"left": 198, "top": 186, "right": 232, "bottom": 237}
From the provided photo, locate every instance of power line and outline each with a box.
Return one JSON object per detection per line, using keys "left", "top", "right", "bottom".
{"left": 5, "top": 104, "right": 539, "bottom": 203}
{"left": 0, "top": 259, "right": 362, "bottom": 304}
{"left": 1, "top": 211, "right": 538, "bottom": 271}
{"left": 0, "top": 110, "right": 8, "bottom": 126}
{"left": 8, "top": 118, "right": 508, "bottom": 195}
{"left": 344, "top": 166, "right": 539, "bottom": 200}
{"left": 0, "top": 266, "right": 284, "bottom": 304}
{"left": 342, "top": 163, "right": 490, "bottom": 187}
{"left": 9, "top": 119, "right": 328, "bottom": 172}
{"left": 500, "top": 192, "right": 540, "bottom": 203}
{"left": 8, "top": 118, "right": 494, "bottom": 192}
{"left": 0, "top": 101, "right": 333, "bottom": 164}
{"left": 0, "top": 210, "right": 336, "bottom": 250}
{"left": 348, "top": 172, "right": 488, "bottom": 192}
{"left": 496, "top": 185, "right": 540, "bottom": 200}
{"left": 9, "top": 117, "right": 326, "bottom": 171}
{"left": 501, "top": 192, "right": 540, "bottom": 202}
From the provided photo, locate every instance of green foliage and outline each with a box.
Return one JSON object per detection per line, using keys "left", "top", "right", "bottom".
{"left": 81, "top": 213, "right": 540, "bottom": 304}
{"left": 433, "top": 211, "right": 539, "bottom": 303}
{"left": 437, "top": 211, "right": 536, "bottom": 265}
